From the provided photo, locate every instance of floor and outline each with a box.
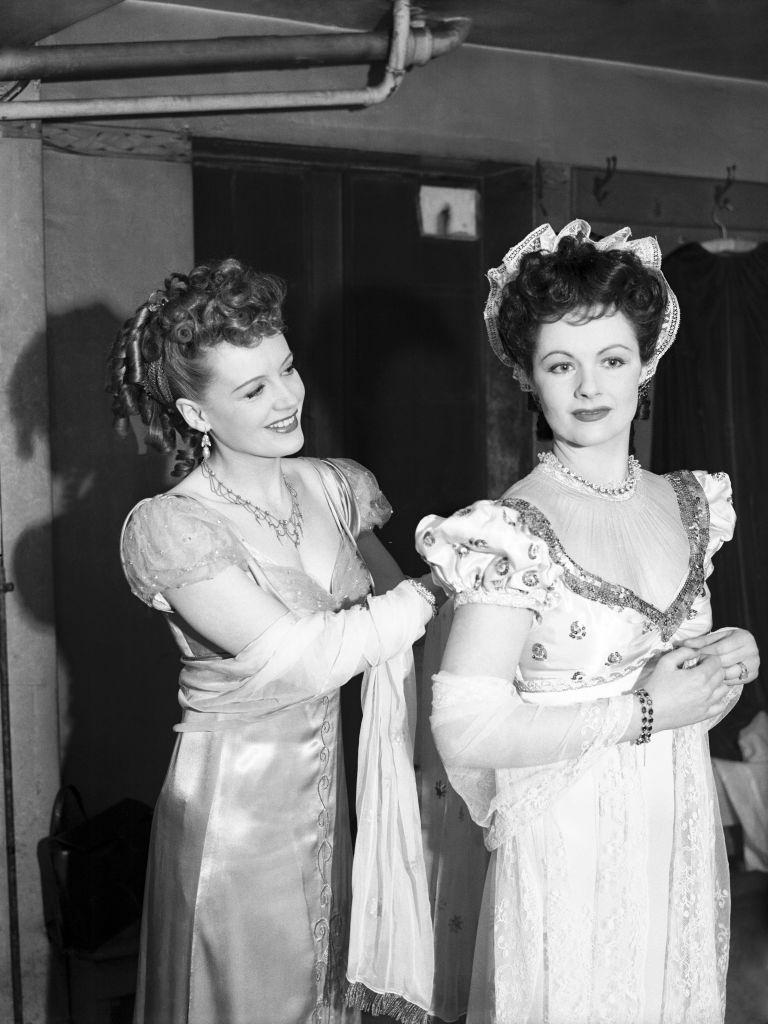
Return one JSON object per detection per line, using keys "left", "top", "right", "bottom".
{"left": 73, "top": 870, "right": 768, "bottom": 1023}
{"left": 726, "top": 869, "right": 768, "bottom": 1024}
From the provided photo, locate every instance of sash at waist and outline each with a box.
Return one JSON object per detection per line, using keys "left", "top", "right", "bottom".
{"left": 173, "top": 692, "right": 327, "bottom": 732}
{"left": 518, "top": 666, "right": 644, "bottom": 706}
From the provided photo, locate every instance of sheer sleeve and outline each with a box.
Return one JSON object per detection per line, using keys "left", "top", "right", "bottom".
{"left": 177, "top": 578, "right": 435, "bottom": 716}
{"left": 120, "top": 495, "right": 250, "bottom": 611}
{"left": 431, "top": 672, "right": 634, "bottom": 770}
{"left": 416, "top": 500, "right": 563, "bottom": 618}
{"left": 430, "top": 672, "right": 634, "bottom": 840}
{"left": 326, "top": 457, "right": 393, "bottom": 536}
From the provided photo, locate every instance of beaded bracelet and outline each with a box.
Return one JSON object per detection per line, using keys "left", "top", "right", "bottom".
{"left": 405, "top": 578, "right": 437, "bottom": 618}
{"left": 634, "top": 688, "right": 654, "bottom": 745}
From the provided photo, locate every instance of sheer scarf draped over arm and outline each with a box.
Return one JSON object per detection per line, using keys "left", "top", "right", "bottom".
{"left": 121, "top": 490, "right": 430, "bottom": 724}
{"left": 321, "top": 461, "right": 436, "bottom": 1019}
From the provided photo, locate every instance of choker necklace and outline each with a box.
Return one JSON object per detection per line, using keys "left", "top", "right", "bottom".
{"left": 538, "top": 451, "right": 641, "bottom": 500}
{"left": 201, "top": 459, "right": 304, "bottom": 547}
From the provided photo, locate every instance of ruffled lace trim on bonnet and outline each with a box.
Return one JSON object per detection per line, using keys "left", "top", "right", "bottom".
{"left": 484, "top": 218, "right": 680, "bottom": 391}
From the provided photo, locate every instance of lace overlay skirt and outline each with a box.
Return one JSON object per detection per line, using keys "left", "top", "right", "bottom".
{"left": 469, "top": 682, "right": 728, "bottom": 1024}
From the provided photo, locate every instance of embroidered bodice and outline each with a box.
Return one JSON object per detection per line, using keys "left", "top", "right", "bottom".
{"left": 418, "top": 467, "right": 734, "bottom": 695}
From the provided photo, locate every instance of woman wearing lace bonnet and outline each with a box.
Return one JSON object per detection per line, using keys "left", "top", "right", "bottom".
{"left": 414, "top": 221, "right": 759, "bottom": 1023}
{"left": 108, "top": 257, "right": 441, "bottom": 1023}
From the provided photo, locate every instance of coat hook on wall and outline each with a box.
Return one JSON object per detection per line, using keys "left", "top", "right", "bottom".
{"left": 712, "top": 164, "right": 737, "bottom": 238}
{"left": 593, "top": 155, "right": 618, "bottom": 206}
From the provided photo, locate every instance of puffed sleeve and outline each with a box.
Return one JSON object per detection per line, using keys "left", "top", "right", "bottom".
{"left": 120, "top": 495, "right": 251, "bottom": 611}
{"left": 325, "top": 457, "right": 393, "bottom": 536}
{"left": 693, "top": 471, "right": 735, "bottom": 575}
{"left": 416, "top": 500, "right": 563, "bottom": 618}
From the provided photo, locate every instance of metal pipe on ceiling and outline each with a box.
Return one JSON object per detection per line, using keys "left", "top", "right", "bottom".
{"left": 0, "top": 4, "right": 471, "bottom": 122}
{"left": 0, "top": 20, "right": 468, "bottom": 82}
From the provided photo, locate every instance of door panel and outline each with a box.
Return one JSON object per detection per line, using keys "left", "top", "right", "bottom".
{"left": 193, "top": 145, "right": 533, "bottom": 569}
{"left": 343, "top": 171, "right": 485, "bottom": 572}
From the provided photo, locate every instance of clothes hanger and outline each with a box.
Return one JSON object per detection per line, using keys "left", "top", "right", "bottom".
{"left": 700, "top": 166, "right": 758, "bottom": 253}
{"left": 700, "top": 214, "right": 758, "bottom": 253}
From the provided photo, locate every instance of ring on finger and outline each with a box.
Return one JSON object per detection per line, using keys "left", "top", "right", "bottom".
{"left": 737, "top": 660, "right": 749, "bottom": 681}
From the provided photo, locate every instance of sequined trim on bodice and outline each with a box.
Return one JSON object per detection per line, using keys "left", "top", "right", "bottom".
{"left": 501, "top": 470, "right": 709, "bottom": 643}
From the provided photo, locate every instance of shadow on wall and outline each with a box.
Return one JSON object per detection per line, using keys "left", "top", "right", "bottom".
{"left": 9, "top": 303, "right": 180, "bottom": 817}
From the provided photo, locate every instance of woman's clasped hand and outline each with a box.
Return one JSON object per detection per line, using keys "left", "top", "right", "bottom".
{"left": 639, "top": 644, "right": 730, "bottom": 732}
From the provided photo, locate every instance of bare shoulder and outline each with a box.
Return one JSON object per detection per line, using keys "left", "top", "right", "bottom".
{"left": 285, "top": 456, "right": 327, "bottom": 498}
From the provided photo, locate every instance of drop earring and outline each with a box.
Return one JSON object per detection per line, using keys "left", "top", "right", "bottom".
{"left": 527, "top": 392, "right": 553, "bottom": 441}
{"left": 201, "top": 431, "right": 211, "bottom": 461}
{"left": 636, "top": 383, "right": 652, "bottom": 421}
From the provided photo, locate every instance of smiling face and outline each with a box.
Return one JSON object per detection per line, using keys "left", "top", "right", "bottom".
{"left": 178, "top": 332, "right": 305, "bottom": 460}
{"left": 531, "top": 308, "right": 644, "bottom": 449}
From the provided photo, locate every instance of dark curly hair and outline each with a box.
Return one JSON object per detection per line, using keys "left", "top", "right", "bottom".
{"left": 107, "top": 257, "right": 286, "bottom": 475}
{"left": 496, "top": 235, "right": 667, "bottom": 382}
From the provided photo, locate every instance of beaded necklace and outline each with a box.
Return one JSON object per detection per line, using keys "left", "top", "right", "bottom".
{"left": 201, "top": 459, "right": 304, "bottom": 547}
{"left": 538, "top": 450, "right": 641, "bottom": 500}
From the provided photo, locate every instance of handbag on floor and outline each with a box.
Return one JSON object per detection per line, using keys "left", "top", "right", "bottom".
{"left": 38, "top": 785, "right": 153, "bottom": 953}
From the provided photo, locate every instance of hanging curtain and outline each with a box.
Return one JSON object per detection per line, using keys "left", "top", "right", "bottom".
{"left": 653, "top": 242, "right": 768, "bottom": 759}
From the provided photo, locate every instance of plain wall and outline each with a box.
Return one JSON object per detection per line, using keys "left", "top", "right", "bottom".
{"left": 42, "top": 141, "right": 194, "bottom": 811}
{"left": 0, "top": 120, "right": 61, "bottom": 1024}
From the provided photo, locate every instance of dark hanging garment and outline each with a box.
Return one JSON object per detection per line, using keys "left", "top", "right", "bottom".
{"left": 653, "top": 242, "right": 768, "bottom": 758}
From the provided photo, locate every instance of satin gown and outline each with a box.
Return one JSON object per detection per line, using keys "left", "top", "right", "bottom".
{"left": 417, "top": 463, "right": 740, "bottom": 1024}
{"left": 120, "top": 458, "right": 390, "bottom": 1024}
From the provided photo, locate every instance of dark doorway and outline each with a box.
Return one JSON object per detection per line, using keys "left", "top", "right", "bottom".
{"left": 193, "top": 139, "right": 533, "bottom": 572}
{"left": 192, "top": 140, "right": 534, "bottom": 826}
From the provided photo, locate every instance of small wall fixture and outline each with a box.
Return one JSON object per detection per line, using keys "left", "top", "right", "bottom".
{"left": 418, "top": 185, "right": 479, "bottom": 240}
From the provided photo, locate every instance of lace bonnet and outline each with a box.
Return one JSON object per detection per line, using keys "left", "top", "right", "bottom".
{"left": 484, "top": 219, "right": 680, "bottom": 392}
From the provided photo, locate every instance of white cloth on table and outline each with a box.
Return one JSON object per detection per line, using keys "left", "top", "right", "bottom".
{"left": 712, "top": 710, "right": 768, "bottom": 871}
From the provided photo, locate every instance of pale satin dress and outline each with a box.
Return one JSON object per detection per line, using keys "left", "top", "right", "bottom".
{"left": 417, "top": 463, "right": 740, "bottom": 1024}
{"left": 120, "top": 458, "right": 391, "bottom": 1024}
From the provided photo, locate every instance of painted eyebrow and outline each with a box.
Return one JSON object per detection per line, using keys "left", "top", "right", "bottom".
{"left": 538, "top": 343, "right": 633, "bottom": 363}
{"left": 231, "top": 352, "right": 294, "bottom": 394}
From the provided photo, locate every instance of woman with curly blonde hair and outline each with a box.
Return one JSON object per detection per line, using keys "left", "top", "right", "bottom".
{"left": 109, "top": 257, "right": 437, "bottom": 1024}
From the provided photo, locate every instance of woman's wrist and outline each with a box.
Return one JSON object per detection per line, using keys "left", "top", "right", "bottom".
{"left": 621, "top": 690, "right": 657, "bottom": 744}
{"left": 633, "top": 688, "right": 654, "bottom": 744}
{"left": 414, "top": 572, "right": 448, "bottom": 606}
{"left": 404, "top": 577, "right": 438, "bottom": 618}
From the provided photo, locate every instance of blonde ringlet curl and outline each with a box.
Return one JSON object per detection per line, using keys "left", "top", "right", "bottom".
{"left": 107, "top": 257, "right": 286, "bottom": 476}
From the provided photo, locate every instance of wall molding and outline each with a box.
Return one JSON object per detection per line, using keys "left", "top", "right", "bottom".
{"left": 42, "top": 123, "right": 190, "bottom": 162}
